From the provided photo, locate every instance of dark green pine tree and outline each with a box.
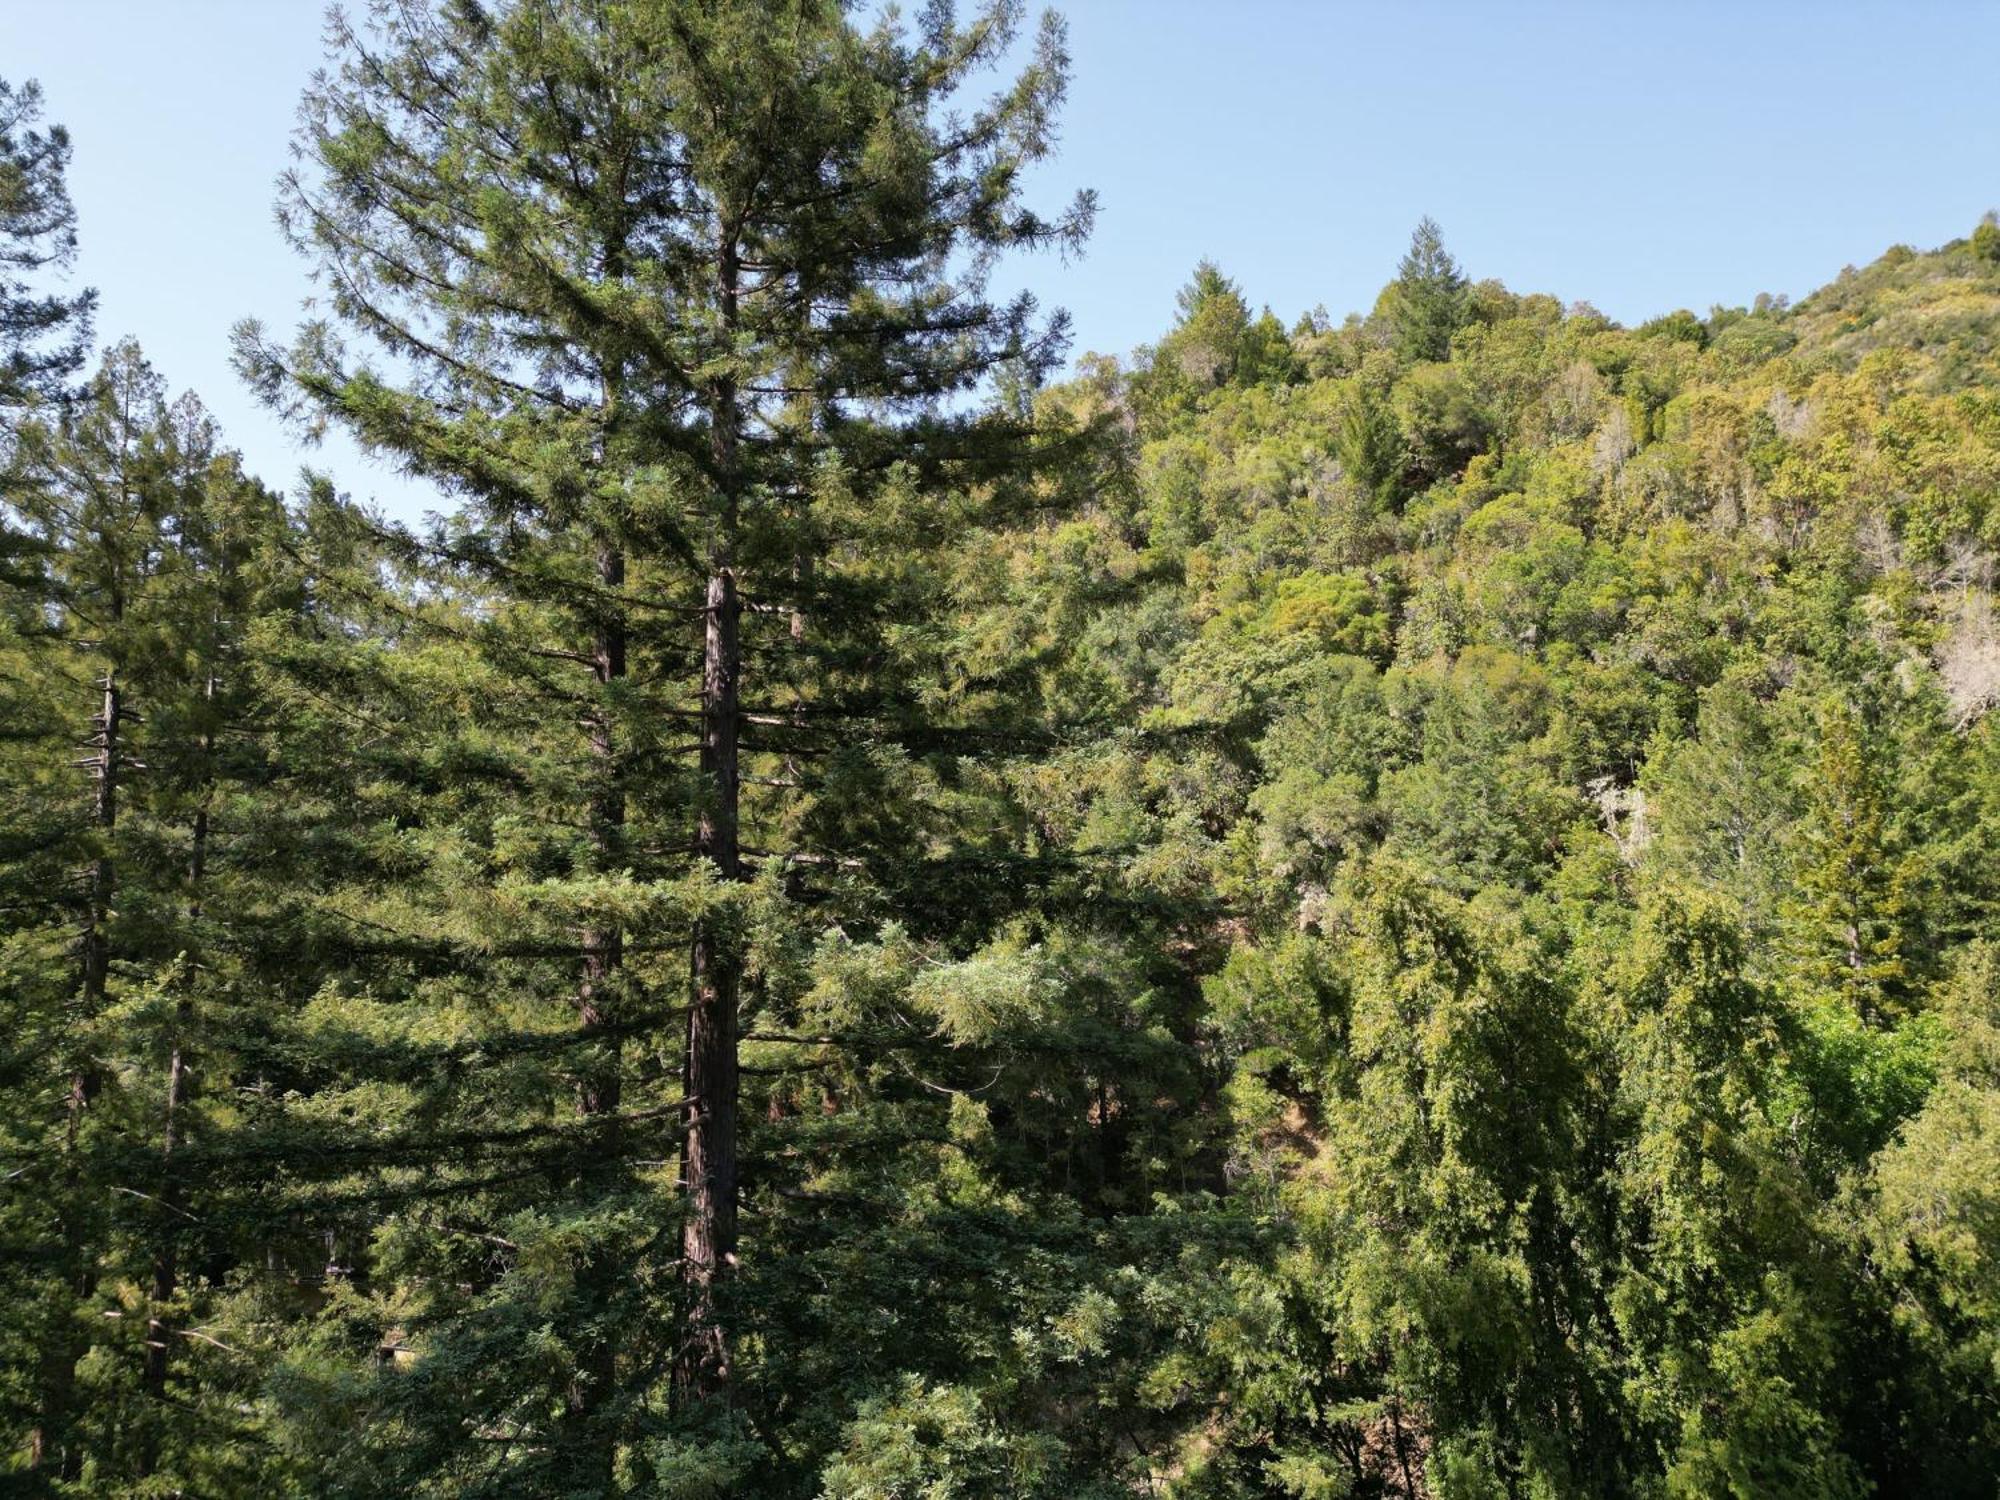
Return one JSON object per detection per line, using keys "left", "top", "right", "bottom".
{"left": 1388, "top": 214, "right": 1469, "bottom": 364}
{"left": 234, "top": 0, "right": 1122, "bottom": 1489}
{"left": 1, "top": 341, "right": 177, "bottom": 1483}
{"left": 113, "top": 415, "right": 305, "bottom": 1492}
{"left": 1133, "top": 259, "right": 1295, "bottom": 417}
{"left": 0, "top": 76, "right": 95, "bottom": 409}
{"left": 1785, "top": 697, "right": 1918, "bottom": 1021}
{"left": 0, "top": 342, "right": 302, "bottom": 1488}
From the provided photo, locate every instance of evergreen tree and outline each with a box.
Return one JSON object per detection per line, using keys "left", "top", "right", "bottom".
{"left": 1333, "top": 379, "right": 1402, "bottom": 502}
{"left": 0, "top": 77, "right": 94, "bottom": 409}
{"left": 1786, "top": 697, "right": 1917, "bottom": 1020}
{"left": 3, "top": 341, "right": 178, "bottom": 1481}
{"left": 1606, "top": 893, "right": 1863, "bottom": 1498}
{"left": 8, "top": 20, "right": 2000, "bottom": 1493}
{"left": 235, "top": 0, "right": 1107, "bottom": 1486}
{"left": 1388, "top": 215, "right": 1469, "bottom": 364}
{"left": 1167, "top": 260, "right": 1252, "bottom": 390}
{"left": 0, "top": 342, "right": 301, "bottom": 1488}
{"left": 1135, "top": 259, "right": 1294, "bottom": 416}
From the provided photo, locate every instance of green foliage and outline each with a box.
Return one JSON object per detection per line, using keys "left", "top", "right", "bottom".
{"left": 1021, "top": 207, "right": 2000, "bottom": 1495}
{"left": 2, "top": 341, "right": 305, "bottom": 1489}
{"left": 1135, "top": 260, "right": 1298, "bottom": 418}
{"left": 8, "top": 8, "right": 2000, "bottom": 1497}
{"left": 0, "top": 75, "right": 94, "bottom": 406}
{"left": 1972, "top": 212, "right": 2000, "bottom": 265}
{"left": 1785, "top": 698, "right": 1921, "bottom": 1019}
{"left": 1387, "top": 217, "right": 1470, "bottom": 364}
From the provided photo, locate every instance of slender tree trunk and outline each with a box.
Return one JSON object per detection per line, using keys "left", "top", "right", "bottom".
{"left": 681, "top": 231, "right": 743, "bottom": 1398}
{"left": 1388, "top": 1393, "right": 1420, "bottom": 1499}
{"left": 81, "top": 670, "right": 119, "bottom": 1012}
{"left": 682, "top": 569, "right": 741, "bottom": 1395}
{"left": 579, "top": 295, "right": 630, "bottom": 1123}
{"left": 33, "top": 667, "right": 121, "bottom": 1479}
{"left": 579, "top": 541, "right": 628, "bottom": 1121}
{"left": 138, "top": 1012, "right": 188, "bottom": 1468}
{"left": 138, "top": 665, "right": 212, "bottom": 1477}
{"left": 565, "top": 540, "right": 626, "bottom": 1483}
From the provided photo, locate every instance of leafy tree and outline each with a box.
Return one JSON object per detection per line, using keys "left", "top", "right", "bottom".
{"left": 1134, "top": 259, "right": 1295, "bottom": 416}
{"left": 1971, "top": 211, "right": 2000, "bottom": 265}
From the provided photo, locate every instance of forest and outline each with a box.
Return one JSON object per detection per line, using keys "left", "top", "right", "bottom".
{"left": 3, "top": 2, "right": 1999, "bottom": 1496}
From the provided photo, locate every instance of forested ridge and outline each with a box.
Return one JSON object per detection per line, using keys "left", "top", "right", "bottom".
{"left": 4, "top": 4, "right": 2000, "bottom": 1496}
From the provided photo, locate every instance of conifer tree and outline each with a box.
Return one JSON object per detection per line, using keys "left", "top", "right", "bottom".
{"left": 1388, "top": 215, "right": 1468, "bottom": 364}
{"left": 1135, "top": 259, "right": 1294, "bottom": 416}
{"left": 0, "top": 76, "right": 94, "bottom": 408}
{"left": 1787, "top": 697, "right": 1916, "bottom": 1020}
{"left": 122, "top": 422, "right": 300, "bottom": 1488}
{"left": 0, "top": 342, "right": 301, "bottom": 1486}
{"left": 3, "top": 342, "right": 175, "bottom": 1479}
{"left": 237, "top": 0, "right": 1094, "bottom": 1481}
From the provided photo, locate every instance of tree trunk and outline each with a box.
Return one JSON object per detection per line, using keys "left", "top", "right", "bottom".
{"left": 32, "top": 667, "right": 120, "bottom": 1479}
{"left": 682, "top": 565, "right": 740, "bottom": 1396}
{"left": 138, "top": 1028, "right": 187, "bottom": 1470}
{"left": 579, "top": 541, "right": 627, "bottom": 1121}
{"left": 564, "top": 541, "right": 626, "bottom": 1484}
{"left": 681, "top": 229, "right": 743, "bottom": 1398}
{"left": 1388, "top": 1393, "right": 1421, "bottom": 1499}
{"left": 138, "top": 665, "right": 212, "bottom": 1478}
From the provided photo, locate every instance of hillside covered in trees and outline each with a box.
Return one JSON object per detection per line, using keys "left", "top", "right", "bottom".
{"left": 4, "top": 4, "right": 2000, "bottom": 1497}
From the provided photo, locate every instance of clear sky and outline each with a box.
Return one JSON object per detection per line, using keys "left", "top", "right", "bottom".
{"left": 3, "top": 0, "right": 1995, "bottom": 521}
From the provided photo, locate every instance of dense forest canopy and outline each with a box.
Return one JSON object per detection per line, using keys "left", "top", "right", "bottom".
{"left": 4, "top": 3, "right": 2000, "bottom": 1496}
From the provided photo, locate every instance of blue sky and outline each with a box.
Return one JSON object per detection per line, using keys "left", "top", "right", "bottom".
{"left": 3, "top": 0, "right": 1995, "bottom": 521}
